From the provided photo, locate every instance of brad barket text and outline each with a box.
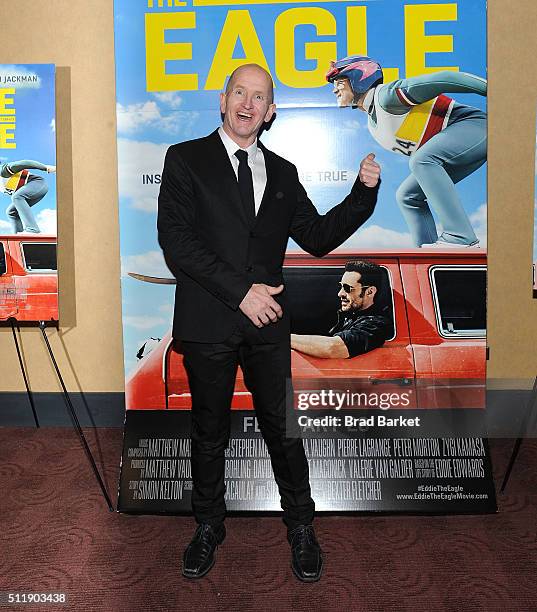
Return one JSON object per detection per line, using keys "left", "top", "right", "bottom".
{"left": 298, "top": 414, "right": 421, "bottom": 428}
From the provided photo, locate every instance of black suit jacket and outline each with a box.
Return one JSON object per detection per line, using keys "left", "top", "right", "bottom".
{"left": 157, "top": 129, "right": 379, "bottom": 343}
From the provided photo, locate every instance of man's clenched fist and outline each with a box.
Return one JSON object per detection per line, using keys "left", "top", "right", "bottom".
{"left": 359, "top": 153, "right": 381, "bottom": 188}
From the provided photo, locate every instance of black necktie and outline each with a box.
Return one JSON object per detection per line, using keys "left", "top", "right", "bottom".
{"left": 234, "top": 149, "right": 255, "bottom": 222}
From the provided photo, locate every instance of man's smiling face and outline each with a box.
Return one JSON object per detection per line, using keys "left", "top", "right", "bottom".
{"left": 220, "top": 65, "right": 276, "bottom": 148}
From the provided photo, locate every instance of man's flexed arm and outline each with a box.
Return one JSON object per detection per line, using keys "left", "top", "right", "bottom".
{"left": 157, "top": 146, "right": 252, "bottom": 310}
{"left": 289, "top": 154, "right": 381, "bottom": 257}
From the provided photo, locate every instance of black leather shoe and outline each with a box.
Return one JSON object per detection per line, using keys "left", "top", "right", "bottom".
{"left": 182, "top": 523, "right": 226, "bottom": 579}
{"left": 288, "top": 524, "right": 323, "bottom": 582}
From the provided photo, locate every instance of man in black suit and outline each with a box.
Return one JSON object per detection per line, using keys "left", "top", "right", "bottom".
{"left": 157, "top": 63, "right": 381, "bottom": 582}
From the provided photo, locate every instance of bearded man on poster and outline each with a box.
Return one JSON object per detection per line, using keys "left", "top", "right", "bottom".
{"left": 157, "top": 63, "right": 381, "bottom": 583}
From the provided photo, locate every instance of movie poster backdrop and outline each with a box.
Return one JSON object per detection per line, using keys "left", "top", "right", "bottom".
{"left": 0, "top": 64, "right": 57, "bottom": 323}
{"left": 114, "top": 1, "right": 495, "bottom": 512}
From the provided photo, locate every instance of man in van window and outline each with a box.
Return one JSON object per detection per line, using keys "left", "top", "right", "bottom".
{"left": 291, "top": 260, "right": 391, "bottom": 358}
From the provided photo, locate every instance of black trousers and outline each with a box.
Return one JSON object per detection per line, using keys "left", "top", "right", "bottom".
{"left": 179, "top": 321, "right": 315, "bottom": 530}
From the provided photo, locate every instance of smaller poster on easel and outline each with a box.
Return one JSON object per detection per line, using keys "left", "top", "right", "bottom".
{"left": 0, "top": 64, "right": 58, "bottom": 323}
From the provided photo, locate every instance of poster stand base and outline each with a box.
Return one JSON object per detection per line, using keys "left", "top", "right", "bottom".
{"left": 6, "top": 318, "right": 114, "bottom": 512}
{"left": 118, "top": 409, "right": 497, "bottom": 514}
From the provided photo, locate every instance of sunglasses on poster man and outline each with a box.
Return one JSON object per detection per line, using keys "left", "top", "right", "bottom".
{"left": 338, "top": 282, "right": 371, "bottom": 294}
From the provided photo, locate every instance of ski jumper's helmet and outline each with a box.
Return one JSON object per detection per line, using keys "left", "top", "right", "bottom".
{"left": 326, "top": 56, "right": 384, "bottom": 94}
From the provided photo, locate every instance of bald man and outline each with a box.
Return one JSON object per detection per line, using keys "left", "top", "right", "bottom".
{"left": 158, "top": 63, "right": 381, "bottom": 582}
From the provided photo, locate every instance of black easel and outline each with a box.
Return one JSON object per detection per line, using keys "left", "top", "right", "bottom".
{"left": 10, "top": 319, "right": 39, "bottom": 428}
{"left": 8, "top": 318, "right": 113, "bottom": 511}
{"left": 500, "top": 376, "right": 537, "bottom": 492}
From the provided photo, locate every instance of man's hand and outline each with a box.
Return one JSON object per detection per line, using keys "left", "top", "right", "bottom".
{"left": 239, "top": 283, "right": 284, "bottom": 328}
{"left": 46, "top": 165, "right": 56, "bottom": 174}
{"left": 358, "top": 153, "right": 381, "bottom": 188}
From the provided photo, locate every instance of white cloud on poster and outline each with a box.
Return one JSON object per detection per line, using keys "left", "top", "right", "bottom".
{"left": 50, "top": 118, "right": 56, "bottom": 133}
{"left": 340, "top": 224, "right": 414, "bottom": 248}
{"left": 0, "top": 66, "right": 41, "bottom": 89}
{"left": 158, "top": 303, "right": 174, "bottom": 314}
{"left": 152, "top": 92, "right": 183, "bottom": 109}
{"left": 338, "top": 118, "right": 363, "bottom": 133}
{"left": 121, "top": 249, "right": 173, "bottom": 279}
{"left": 116, "top": 100, "right": 199, "bottom": 136}
{"left": 0, "top": 209, "right": 55, "bottom": 234}
{"left": 117, "top": 138, "right": 169, "bottom": 213}
{"left": 116, "top": 101, "right": 161, "bottom": 133}
{"left": 124, "top": 315, "right": 168, "bottom": 330}
{"left": 335, "top": 205, "right": 487, "bottom": 250}
{"left": 130, "top": 196, "right": 157, "bottom": 213}
{"left": 336, "top": 204, "right": 487, "bottom": 250}
{"left": 470, "top": 203, "right": 487, "bottom": 246}
{"left": 36, "top": 208, "right": 57, "bottom": 234}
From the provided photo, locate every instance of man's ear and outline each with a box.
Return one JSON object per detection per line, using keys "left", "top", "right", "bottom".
{"left": 219, "top": 92, "right": 227, "bottom": 115}
{"left": 368, "top": 286, "right": 377, "bottom": 298}
{"left": 264, "top": 102, "right": 276, "bottom": 123}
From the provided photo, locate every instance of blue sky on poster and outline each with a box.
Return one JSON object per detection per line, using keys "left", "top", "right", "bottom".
{"left": 114, "top": 0, "right": 487, "bottom": 372}
{"left": 0, "top": 64, "right": 57, "bottom": 234}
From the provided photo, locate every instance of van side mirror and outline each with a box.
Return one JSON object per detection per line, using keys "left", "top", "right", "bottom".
{"left": 0, "top": 243, "right": 6, "bottom": 275}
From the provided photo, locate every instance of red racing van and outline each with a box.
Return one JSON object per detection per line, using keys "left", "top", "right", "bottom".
{"left": 127, "top": 249, "right": 487, "bottom": 411}
{"left": 0, "top": 234, "right": 58, "bottom": 322}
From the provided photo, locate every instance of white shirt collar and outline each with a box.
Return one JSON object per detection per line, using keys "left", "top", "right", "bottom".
{"left": 218, "top": 126, "right": 258, "bottom": 161}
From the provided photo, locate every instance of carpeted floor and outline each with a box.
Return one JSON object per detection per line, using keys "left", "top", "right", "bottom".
{"left": 1, "top": 428, "right": 536, "bottom": 612}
